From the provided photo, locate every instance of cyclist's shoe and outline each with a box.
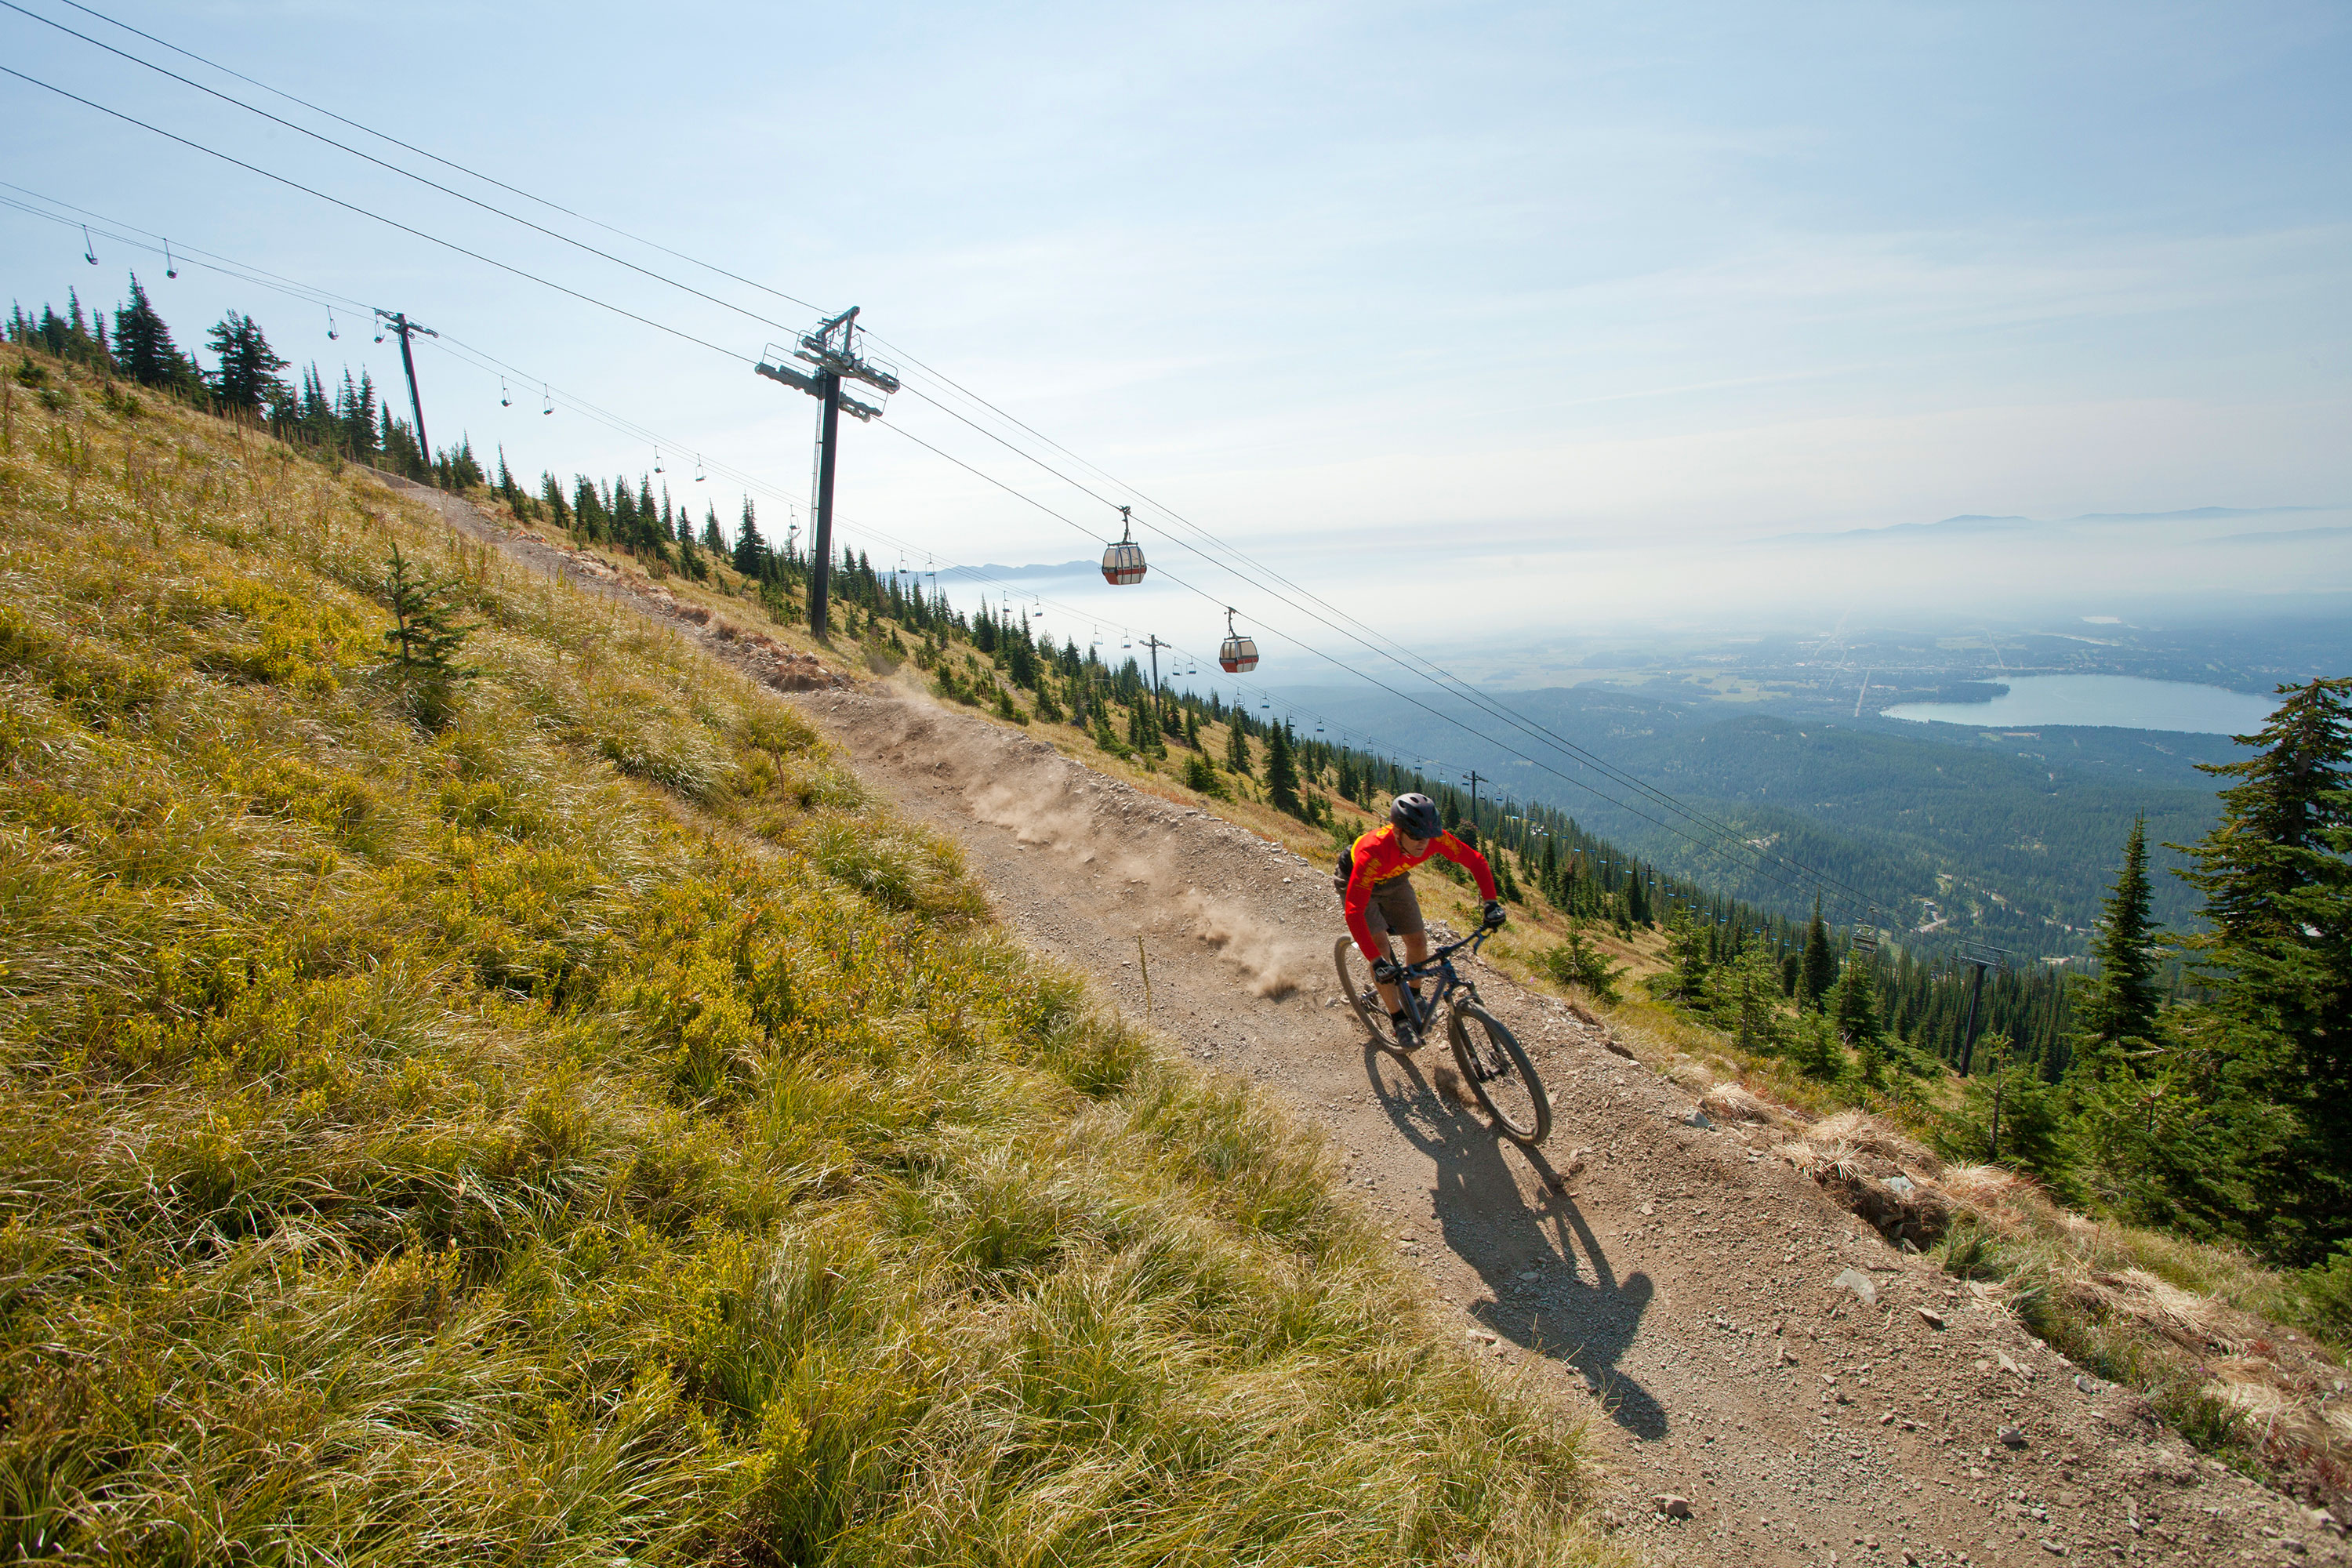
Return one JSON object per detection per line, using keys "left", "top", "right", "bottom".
{"left": 1371, "top": 957, "right": 1405, "bottom": 985}
{"left": 1389, "top": 1011, "right": 1421, "bottom": 1051}
{"left": 1482, "top": 899, "right": 1508, "bottom": 931}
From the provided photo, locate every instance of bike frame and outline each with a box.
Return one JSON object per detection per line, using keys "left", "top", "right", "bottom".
{"left": 1385, "top": 927, "right": 1491, "bottom": 1033}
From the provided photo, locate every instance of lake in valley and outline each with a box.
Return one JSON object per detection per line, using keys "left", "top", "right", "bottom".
{"left": 1882, "top": 673, "right": 2278, "bottom": 734}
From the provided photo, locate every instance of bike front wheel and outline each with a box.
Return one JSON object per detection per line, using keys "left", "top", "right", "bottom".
{"left": 1334, "top": 936, "right": 1404, "bottom": 1051}
{"left": 1448, "top": 1002, "right": 1551, "bottom": 1146}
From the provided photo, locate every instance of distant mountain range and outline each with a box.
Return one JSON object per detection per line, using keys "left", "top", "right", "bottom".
{"left": 1773, "top": 505, "right": 2339, "bottom": 544}
{"left": 2216, "top": 525, "right": 2352, "bottom": 546}
{"left": 935, "top": 561, "right": 1095, "bottom": 583}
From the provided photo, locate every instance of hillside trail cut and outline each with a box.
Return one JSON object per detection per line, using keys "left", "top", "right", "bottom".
{"left": 402, "top": 481, "right": 2344, "bottom": 1568}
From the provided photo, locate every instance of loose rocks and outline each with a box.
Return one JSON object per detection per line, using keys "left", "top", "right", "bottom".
{"left": 1835, "top": 1267, "right": 1880, "bottom": 1306}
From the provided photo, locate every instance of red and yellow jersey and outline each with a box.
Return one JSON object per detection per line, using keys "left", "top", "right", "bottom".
{"left": 1341, "top": 822, "right": 1496, "bottom": 961}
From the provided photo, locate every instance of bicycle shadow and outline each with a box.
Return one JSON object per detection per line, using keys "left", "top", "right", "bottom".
{"left": 1361, "top": 1038, "right": 1669, "bottom": 1442}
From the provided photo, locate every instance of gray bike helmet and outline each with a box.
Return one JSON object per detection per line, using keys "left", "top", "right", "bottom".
{"left": 1388, "top": 792, "right": 1443, "bottom": 840}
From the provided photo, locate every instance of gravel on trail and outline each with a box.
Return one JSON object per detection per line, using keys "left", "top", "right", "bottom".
{"left": 406, "top": 477, "right": 2349, "bottom": 1568}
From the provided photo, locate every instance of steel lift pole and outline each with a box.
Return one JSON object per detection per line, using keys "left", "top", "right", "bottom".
{"left": 376, "top": 310, "right": 437, "bottom": 475}
{"left": 810, "top": 368, "right": 841, "bottom": 638}
{"left": 753, "top": 307, "right": 898, "bottom": 642}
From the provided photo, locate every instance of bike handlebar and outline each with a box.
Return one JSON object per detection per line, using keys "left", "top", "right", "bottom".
{"left": 1403, "top": 927, "right": 1489, "bottom": 978}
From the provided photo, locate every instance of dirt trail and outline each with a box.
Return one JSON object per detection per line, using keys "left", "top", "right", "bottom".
{"left": 407, "top": 480, "right": 2343, "bottom": 1568}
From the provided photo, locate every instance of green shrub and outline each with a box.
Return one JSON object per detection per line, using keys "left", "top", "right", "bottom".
{"left": 1544, "top": 925, "right": 1625, "bottom": 1004}
{"left": 1181, "top": 751, "right": 1228, "bottom": 799}
{"left": 2299, "top": 1247, "right": 2352, "bottom": 1349}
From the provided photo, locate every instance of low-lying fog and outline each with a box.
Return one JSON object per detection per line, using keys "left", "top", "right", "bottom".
{"left": 932, "top": 504, "right": 2349, "bottom": 683}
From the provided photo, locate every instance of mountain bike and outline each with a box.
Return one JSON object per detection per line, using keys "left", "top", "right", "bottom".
{"left": 1334, "top": 927, "right": 1552, "bottom": 1146}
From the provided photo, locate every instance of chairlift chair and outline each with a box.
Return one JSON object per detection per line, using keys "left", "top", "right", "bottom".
{"left": 327, "top": 307, "right": 339, "bottom": 342}
{"left": 499, "top": 378, "right": 512, "bottom": 408}
{"left": 164, "top": 240, "right": 177, "bottom": 279}
{"left": 1101, "top": 505, "right": 1146, "bottom": 585}
{"left": 1850, "top": 905, "right": 1882, "bottom": 956}
{"left": 81, "top": 225, "right": 96, "bottom": 266}
{"left": 1218, "top": 608, "right": 1260, "bottom": 673}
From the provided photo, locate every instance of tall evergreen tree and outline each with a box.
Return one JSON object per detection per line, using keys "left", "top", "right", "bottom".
{"left": 2076, "top": 814, "right": 2162, "bottom": 1052}
{"left": 2172, "top": 678, "right": 2352, "bottom": 1260}
{"left": 205, "top": 311, "right": 289, "bottom": 416}
{"left": 1831, "top": 960, "right": 1883, "bottom": 1048}
{"left": 1798, "top": 895, "right": 1838, "bottom": 1012}
{"left": 1265, "top": 724, "right": 1302, "bottom": 816}
{"left": 733, "top": 497, "right": 765, "bottom": 577}
{"left": 1225, "top": 720, "right": 1254, "bottom": 778}
{"left": 111, "top": 274, "right": 194, "bottom": 390}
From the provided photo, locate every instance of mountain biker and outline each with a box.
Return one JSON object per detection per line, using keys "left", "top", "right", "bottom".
{"left": 1335, "top": 792, "right": 1505, "bottom": 1047}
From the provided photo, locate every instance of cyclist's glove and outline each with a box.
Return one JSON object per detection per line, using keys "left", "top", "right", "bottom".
{"left": 1371, "top": 957, "right": 1405, "bottom": 985}
{"left": 1482, "top": 899, "right": 1508, "bottom": 931}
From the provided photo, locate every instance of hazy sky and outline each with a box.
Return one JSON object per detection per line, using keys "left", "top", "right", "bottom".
{"left": 6, "top": 1, "right": 2347, "bottom": 654}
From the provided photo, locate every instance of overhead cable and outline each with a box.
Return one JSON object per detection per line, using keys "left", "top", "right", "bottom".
{"left": 0, "top": 64, "right": 753, "bottom": 365}
{"left": 40, "top": 0, "right": 826, "bottom": 314}
{"left": 2, "top": 1, "right": 813, "bottom": 339}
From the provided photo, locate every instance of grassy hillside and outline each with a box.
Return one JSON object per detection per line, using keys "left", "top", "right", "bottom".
{"left": 0, "top": 352, "right": 1613, "bottom": 1564}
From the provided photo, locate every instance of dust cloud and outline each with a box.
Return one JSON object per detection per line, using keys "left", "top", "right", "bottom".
{"left": 857, "top": 679, "right": 1330, "bottom": 1002}
{"left": 1181, "top": 890, "right": 1321, "bottom": 1000}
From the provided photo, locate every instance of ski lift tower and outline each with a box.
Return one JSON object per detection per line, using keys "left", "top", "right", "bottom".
{"left": 1955, "top": 940, "right": 2011, "bottom": 1076}
{"left": 754, "top": 308, "right": 899, "bottom": 640}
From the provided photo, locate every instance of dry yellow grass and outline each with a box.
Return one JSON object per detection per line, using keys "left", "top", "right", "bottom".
{"left": 0, "top": 348, "right": 1629, "bottom": 1566}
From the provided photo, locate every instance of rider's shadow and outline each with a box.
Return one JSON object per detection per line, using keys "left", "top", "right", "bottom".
{"left": 1363, "top": 1040, "right": 1669, "bottom": 1442}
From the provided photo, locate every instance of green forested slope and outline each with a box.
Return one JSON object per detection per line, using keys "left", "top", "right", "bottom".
{"left": 1598, "top": 713, "right": 2220, "bottom": 951}
{"left": 0, "top": 352, "right": 1606, "bottom": 1564}
{"left": 1272, "top": 682, "right": 2224, "bottom": 957}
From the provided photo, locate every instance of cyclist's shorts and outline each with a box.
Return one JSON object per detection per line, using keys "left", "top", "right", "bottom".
{"left": 1362, "top": 875, "right": 1424, "bottom": 941}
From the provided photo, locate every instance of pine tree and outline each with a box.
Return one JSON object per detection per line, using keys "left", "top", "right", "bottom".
{"left": 205, "top": 311, "right": 289, "bottom": 416}
{"left": 1265, "top": 724, "right": 1303, "bottom": 817}
{"left": 1727, "top": 943, "right": 1789, "bottom": 1054}
{"left": 1662, "top": 909, "right": 1710, "bottom": 1000}
{"left": 111, "top": 274, "right": 194, "bottom": 390}
{"left": 379, "top": 544, "right": 471, "bottom": 728}
{"left": 2172, "top": 677, "right": 2352, "bottom": 1260}
{"left": 1831, "top": 960, "right": 1883, "bottom": 1050}
{"left": 1798, "top": 896, "right": 1838, "bottom": 1011}
{"left": 2076, "top": 814, "right": 2162, "bottom": 1052}
{"left": 733, "top": 497, "right": 765, "bottom": 577}
{"left": 1225, "top": 722, "right": 1254, "bottom": 778}
{"left": 541, "top": 474, "right": 571, "bottom": 529}
{"left": 495, "top": 447, "right": 524, "bottom": 515}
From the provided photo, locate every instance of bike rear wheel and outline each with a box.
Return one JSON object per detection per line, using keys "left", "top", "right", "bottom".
{"left": 1334, "top": 936, "right": 1404, "bottom": 1051}
{"left": 1448, "top": 1002, "right": 1551, "bottom": 1146}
